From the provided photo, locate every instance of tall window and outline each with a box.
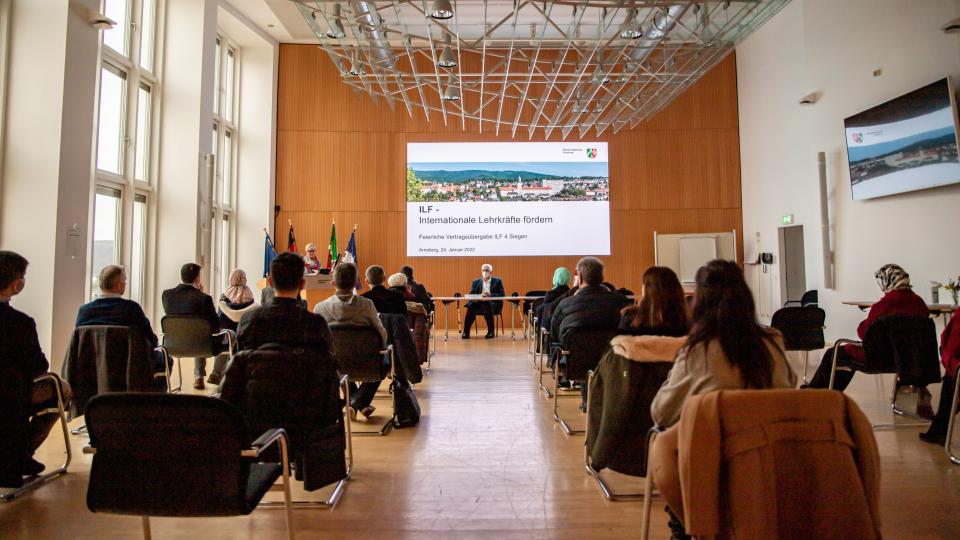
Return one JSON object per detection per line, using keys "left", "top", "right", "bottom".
{"left": 91, "top": 0, "right": 161, "bottom": 302}
{"left": 211, "top": 34, "right": 239, "bottom": 299}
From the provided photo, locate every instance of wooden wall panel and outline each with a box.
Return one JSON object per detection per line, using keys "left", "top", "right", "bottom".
{"left": 275, "top": 44, "right": 744, "bottom": 320}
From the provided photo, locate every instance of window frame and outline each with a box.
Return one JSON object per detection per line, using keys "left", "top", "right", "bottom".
{"left": 210, "top": 32, "right": 240, "bottom": 300}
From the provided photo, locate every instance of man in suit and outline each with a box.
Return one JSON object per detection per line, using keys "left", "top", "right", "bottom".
{"left": 400, "top": 265, "right": 433, "bottom": 314}
{"left": 0, "top": 251, "right": 73, "bottom": 475}
{"left": 361, "top": 265, "right": 407, "bottom": 315}
{"left": 161, "top": 263, "right": 224, "bottom": 390}
{"left": 236, "top": 251, "right": 333, "bottom": 358}
{"left": 314, "top": 262, "right": 388, "bottom": 418}
{"left": 462, "top": 263, "right": 505, "bottom": 339}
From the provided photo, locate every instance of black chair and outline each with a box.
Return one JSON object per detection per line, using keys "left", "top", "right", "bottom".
{"left": 83, "top": 393, "right": 294, "bottom": 540}
{"left": 770, "top": 306, "right": 826, "bottom": 384}
{"left": 61, "top": 325, "right": 171, "bottom": 430}
{"left": 0, "top": 374, "right": 72, "bottom": 502}
{"left": 553, "top": 327, "right": 619, "bottom": 435}
{"left": 829, "top": 315, "right": 941, "bottom": 428}
{"left": 536, "top": 327, "right": 554, "bottom": 398}
{"left": 160, "top": 316, "right": 236, "bottom": 390}
{"left": 219, "top": 344, "right": 353, "bottom": 507}
{"left": 329, "top": 324, "right": 395, "bottom": 436}
{"left": 584, "top": 354, "right": 672, "bottom": 501}
{"left": 784, "top": 289, "right": 818, "bottom": 307}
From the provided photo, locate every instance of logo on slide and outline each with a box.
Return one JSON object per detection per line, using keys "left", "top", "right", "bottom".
{"left": 851, "top": 133, "right": 863, "bottom": 144}
{"left": 586, "top": 148, "right": 598, "bottom": 159}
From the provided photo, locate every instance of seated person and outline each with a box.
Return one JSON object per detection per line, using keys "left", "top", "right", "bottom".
{"left": 534, "top": 267, "right": 571, "bottom": 325}
{"left": 920, "top": 313, "right": 960, "bottom": 445}
{"left": 400, "top": 265, "right": 433, "bottom": 313}
{"left": 387, "top": 272, "right": 415, "bottom": 300}
{"left": 218, "top": 269, "right": 257, "bottom": 333}
{"left": 303, "top": 243, "right": 321, "bottom": 274}
{"left": 314, "top": 262, "right": 389, "bottom": 419}
{"left": 161, "top": 263, "right": 226, "bottom": 389}
{"left": 805, "top": 264, "right": 929, "bottom": 390}
{"left": 0, "top": 251, "right": 73, "bottom": 476}
{"left": 361, "top": 265, "right": 407, "bottom": 315}
{"left": 463, "top": 263, "right": 505, "bottom": 339}
{"left": 76, "top": 265, "right": 165, "bottom": 372}
{"left": 618, "top": 267, "right": 688, "bottom": 337}
{"left": 648, "top": 260, "right": 796, "bottom": 538}
{"left": 260, "top": 284, "right": 307, "bottom": 309}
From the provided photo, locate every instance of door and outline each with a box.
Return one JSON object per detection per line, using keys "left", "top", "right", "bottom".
{"left": 778, "top": 225, "right": 806, "bottom": 305}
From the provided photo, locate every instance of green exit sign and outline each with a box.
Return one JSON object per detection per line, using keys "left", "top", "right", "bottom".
{"left": 780, "top": 214, "right": 794, "bottom": 225}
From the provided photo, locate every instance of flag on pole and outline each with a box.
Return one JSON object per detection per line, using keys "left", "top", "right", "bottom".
{"left": 326, "top": 220, "right": 338, "bottom": 269}
{"left": 343, "top": 226, "right": 357, "bottom": 265}
{"left": 262, "top": 230, "right": 277, "bottom": 278}
{"left": 287, "top": 221, "right": 297, "bottom": 253}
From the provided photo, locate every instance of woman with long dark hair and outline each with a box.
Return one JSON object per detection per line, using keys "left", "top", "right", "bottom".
{"left": 647, "top": 260, "right": 795, "bottom": 538}
{"left": 618, "top": 266, "right": 688, "bottom": 337}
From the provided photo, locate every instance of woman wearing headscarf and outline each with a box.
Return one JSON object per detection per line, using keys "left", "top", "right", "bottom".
{"left": 535, "top": 267, "right": 571, "bottom": 323}
{"left": 218, "top": 269, "right": 257, "bottom": 332}
{"left": 806, "top": 263, "right": 929, "bottom": 390}
{"left": 303, "top": 243, "right": 321, "bottom": 274}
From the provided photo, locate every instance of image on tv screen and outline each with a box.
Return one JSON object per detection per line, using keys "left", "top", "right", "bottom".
{"left": 845, "top": 78, "right": 960, "bottom": 200}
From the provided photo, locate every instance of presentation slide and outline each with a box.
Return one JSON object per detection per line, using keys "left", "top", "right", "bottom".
{"left": 406, "top": 142, "right": 610, "bottom": 257}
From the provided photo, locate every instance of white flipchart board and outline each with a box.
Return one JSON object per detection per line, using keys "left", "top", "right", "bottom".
{"left": 654, "top": 231, "right": 737, "bottom": 288}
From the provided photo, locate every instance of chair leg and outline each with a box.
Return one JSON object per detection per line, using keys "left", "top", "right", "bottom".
{"left": 537, "top": 338, "right": 553, "bottom": 398}
{"left": 553, "top": 355, "right": 584, "bottom": 436}
{"left": 801, "top": 350, "right": 810, "bottom": 385}
{"left": 640, "top": 431, "right": 660, "bottom": 540}
{"left": 141, "top": 516, "right": 152, "bottom": 540}
{"left": 279, "top": 437, "right": 295, "bottom": 540}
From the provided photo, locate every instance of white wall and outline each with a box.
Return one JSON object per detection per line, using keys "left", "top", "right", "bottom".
{"left": 738, "top": 0, "right": 960, "bottom": 340}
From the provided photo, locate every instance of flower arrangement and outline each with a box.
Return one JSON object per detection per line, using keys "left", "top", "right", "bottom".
{"left": 944, "top": 277, "right": 960, "bottom": 305}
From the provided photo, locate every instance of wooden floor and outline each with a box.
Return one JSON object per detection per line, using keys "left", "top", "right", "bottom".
{"left": 3, "top": 336, "right": 960, "bottom": 539}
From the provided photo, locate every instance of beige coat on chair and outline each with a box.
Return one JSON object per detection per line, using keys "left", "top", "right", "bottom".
{"left": 669, "top": 389, "right": 882, "bottom": 539}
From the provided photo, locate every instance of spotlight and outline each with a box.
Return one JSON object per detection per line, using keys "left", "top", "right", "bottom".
{"left": 326, "top": 5, "right": 346, "bottom": 38}
{"left": 429, "top": 0, "right": 454, "bottom": 20}
{"left": 619, "top": 9, "right": 642, "bottom": 39}
{"left": 442, "top": 75, "right": 460, "bottom": 101}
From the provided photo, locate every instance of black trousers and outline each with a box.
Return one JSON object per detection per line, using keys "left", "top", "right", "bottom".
{"left": 925, "top": 374, "right": 958, "bottom": 438}
{"left": 463, "top": 303, "right": 494, "bottom": 336}
{"left": 807, "top": 345, "right": 866, "bottom": 391}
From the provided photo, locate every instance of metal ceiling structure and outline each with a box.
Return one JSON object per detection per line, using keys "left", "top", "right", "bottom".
{"left": 291, "top": 0, "right": 789, "bottom": 138}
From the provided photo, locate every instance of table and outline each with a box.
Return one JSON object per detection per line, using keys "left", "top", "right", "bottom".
{"left": 842, "top": 300, "right": 957, "bottom": 322}
{"left": 432, "top": 296, "right": 545, "bottom": 341}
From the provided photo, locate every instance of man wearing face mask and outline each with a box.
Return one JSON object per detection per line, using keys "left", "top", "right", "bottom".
{"left": 462, "top": 263, "right": 505, "bottom": 339}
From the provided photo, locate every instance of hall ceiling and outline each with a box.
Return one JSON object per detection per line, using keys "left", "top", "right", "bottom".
{"left": 288, "top": 1, "right": 789, "bottom": 138}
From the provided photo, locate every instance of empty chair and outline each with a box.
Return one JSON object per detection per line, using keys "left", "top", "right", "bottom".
{"left": 644, "top": 389, "right": 881, "bottom": 540}
{"left": 84, "top": 393, "right": 294, "bottom": 540}
{"left": 329, "top": 324, "right": 395, "bottom": 436}
{"left": 61, "top": 325, "right": 170, "bottom": 420}
{"left": 553, "top": 327, "right": 619, "bottom": 435}
{"left": 784, "top": 289, "right": 818, "bottom": 307}
{"left": 1, "top": 373, "right": 71, "bottom": 502}
{"left": 770, "top": 306, "right": 826, "bottom": 384}
{"left": 220, "top": 343, "right": 352, "bottom": 506}
{"left": 160, "top": 315, "right": 236, "bottom": 389}
{"left": 585, "top": 348, "right": 672, "bottom": 501}
{"left": 829, "top": 315, "right": 942, "bottom": 427}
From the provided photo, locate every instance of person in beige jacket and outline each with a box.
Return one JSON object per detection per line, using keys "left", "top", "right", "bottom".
{"left": 646, "top": 259, "right": 797, "bottom": 538}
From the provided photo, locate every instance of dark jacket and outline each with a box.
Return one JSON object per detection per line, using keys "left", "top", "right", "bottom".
{"left": 540, "top": 287, "right": 575, "bottom": 335}
{"left": 379, "top": 313, "right": 422, "bottom": 384}
{"left": 219, "top": 343, "right": 343, "bottom": 491}
{"left": 848, "top": 288, "right": 928, "bottom": 361}
{"left": 61, "top": 325, "right": 165, "bottom": 417}
{"left": 467, "top": 277, "right": 506, "bottom": 313}
{"left": 362, "top": 285, "right": 407, "bottom": 316}
{"left": 550, "top": 284, "right": 631, "bottom": 345}
{"left": 0, "top": 301, "right": 49, "bottom": 381}
{"left": 237, "top": 297, "right": 333, "bottom": 354}
{"left": 76, "top": 296, "right": 159, "bottom": 348}
{"left": 161, "top": 284, "right": 221, "bottom": 332}
{"left": 408, "top": 279, "right": 434, "bottom": 313}
{"left": 586, "top": 326, "right": 686, "bottom": 474}
{"left": 534, "top": 285, "right": 569, "bottom": 325}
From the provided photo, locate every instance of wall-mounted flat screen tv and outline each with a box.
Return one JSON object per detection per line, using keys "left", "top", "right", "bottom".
{"left": 844, "top": 77, "right": 960, "bottom": 201}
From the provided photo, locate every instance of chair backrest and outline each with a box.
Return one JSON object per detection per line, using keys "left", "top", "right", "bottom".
{"left": 862, "top": 316, "right": 941, "bottom": 385}
{"left": 563, "top": 327, "right": 619, "bottom": 381}
{"left": 769, "top": 307, "right": 825, "bottom": 351}
{"left": 329, "top": 324, "right": 386, "bottom": 382}
{"left": 800, "top": 289, "right": 818, "bottom": 306}
{"left": 85, "top": 393, "right": 251, "bottom": 517}
{"left": 522, "top": 290, "right": 547, "bottom": 314}
{"left": 63, "top": 325, "right": 162, "bottom": 417}
{"left": 161, "top": 316, "right": 216, "bottom": 357}
{"left": 226, "top": 345, "right": 341, "bottom": 456}
{"left": 508, "top": 291, "right": 521, "bottom": 306}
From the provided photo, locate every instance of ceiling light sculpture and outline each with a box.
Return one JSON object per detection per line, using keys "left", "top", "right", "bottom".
{"left": 294, "top": 0, "right": 790, "bottom": 138}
